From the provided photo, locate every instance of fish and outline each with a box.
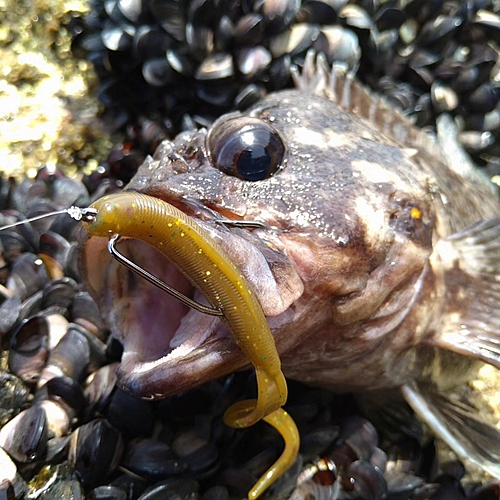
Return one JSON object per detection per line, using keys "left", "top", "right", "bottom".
{"left": 79, "top": 52, "right": 500, "bottom": 479}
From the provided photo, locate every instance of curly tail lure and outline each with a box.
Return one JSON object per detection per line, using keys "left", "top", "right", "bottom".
{"left": 82, "top": 192, "right": 299, "bottom": 499}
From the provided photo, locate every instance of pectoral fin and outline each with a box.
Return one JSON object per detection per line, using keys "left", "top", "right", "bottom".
{"left": 401, "top": 382, "right": 500, "bottom": 479}
{"left": 431, "top": 218, "right": 500, "bottom": 369}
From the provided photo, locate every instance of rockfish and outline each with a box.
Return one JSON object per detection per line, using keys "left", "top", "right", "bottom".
{"left": 80, "top": 55, "right": 500, "bottom": 477}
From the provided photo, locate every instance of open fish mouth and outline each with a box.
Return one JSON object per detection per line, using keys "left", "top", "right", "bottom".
{"left": 79, "top": 197, "right": 304, "bottom": 399}
{"left": 104, "top": 239, "right": 248, "bottom": 399}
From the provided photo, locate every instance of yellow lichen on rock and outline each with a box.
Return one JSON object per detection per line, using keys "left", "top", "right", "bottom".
{"left": 0, "top": 0, "right": 112, "bottom": 178}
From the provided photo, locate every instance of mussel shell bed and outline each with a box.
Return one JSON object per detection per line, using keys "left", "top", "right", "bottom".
{"left": 0, "top": 0, "right": 499, "bottom": 499}
{"left": 72, "top": 0, "right": 500, "bottom": 179}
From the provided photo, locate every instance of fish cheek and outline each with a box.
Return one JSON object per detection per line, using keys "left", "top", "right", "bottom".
{"left": 281, "top": 234, "right": 371, "bottom": 297}
{"left": 332, "top": 243, "right": 432, "bottom": 330}
{"left": 331, "top": 206, "right": 433, "bottom": 326}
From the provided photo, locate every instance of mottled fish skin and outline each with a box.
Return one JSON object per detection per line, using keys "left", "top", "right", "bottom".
{"left": 80, "top": 60, "right": 500, "bottom": 474}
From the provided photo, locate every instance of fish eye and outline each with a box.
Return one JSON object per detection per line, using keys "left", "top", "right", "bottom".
{"left": 207, "top": 116, "right": 286, "bottom": 181}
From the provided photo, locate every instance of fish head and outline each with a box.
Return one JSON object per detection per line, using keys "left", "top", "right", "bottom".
{"left": 80, "top": 88, "right": 437, "bottom": 398}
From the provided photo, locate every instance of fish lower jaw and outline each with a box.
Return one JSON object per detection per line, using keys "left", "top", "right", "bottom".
{"left": 116, "top": 336, "right": 239, "bottom": 400}
{"left": 133, "top": 310, "right": 224, "bottom": 363}
{"left": 113, "top": 301, "right": 239, "bottom": 399}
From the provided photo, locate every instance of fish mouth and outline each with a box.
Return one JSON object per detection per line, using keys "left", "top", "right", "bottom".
{"left": 106, "top": 238, "right": 249, "bottom": 399}
{"left": 79, "top": 197, "right": 304, "bottom": 399}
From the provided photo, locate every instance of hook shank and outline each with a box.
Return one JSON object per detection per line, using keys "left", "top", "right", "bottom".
{"left": 107, "top": 234, "right": 224, "bottom": 317}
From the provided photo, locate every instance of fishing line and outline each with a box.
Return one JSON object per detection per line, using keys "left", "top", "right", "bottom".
{"left": 0, "top": 206, "right": 97, "bottom": 231}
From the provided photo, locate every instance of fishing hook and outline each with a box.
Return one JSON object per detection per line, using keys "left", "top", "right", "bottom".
{"left": 107, "top": 234, "right": 224, "bottom": 317}
{"left": 215, "top": 219, "right": 267, "bottom": 229}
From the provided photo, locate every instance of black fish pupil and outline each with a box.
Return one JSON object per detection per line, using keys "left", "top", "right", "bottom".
{"left": 208, "top": 116, "right": 286, "bottom": 180}
{"left": 236, "top": 146, "right": 271, "bottom": 181}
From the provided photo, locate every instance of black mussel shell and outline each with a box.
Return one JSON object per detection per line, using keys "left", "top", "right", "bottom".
{"left": 69, "top": 419, "right": 124, "bottom": 489}
{"left": 0, "top": 404, "right": 48, "bottom": 462}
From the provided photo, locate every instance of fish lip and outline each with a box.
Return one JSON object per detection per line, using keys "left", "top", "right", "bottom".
{"left": 115, "top": 335, "right": 248, "bottom": 399}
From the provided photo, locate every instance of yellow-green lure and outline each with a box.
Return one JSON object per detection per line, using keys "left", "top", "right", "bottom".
{"left": 83, "top": 193, "right": 299, "bottom": 499}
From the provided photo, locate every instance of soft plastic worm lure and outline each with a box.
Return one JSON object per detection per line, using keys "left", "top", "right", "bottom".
{"left": 83, "top": 192, "right": 299, "bottom": 499}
